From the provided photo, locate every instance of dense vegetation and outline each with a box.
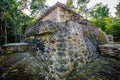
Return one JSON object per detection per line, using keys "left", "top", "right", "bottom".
{"left": 0, "top": 0, "right": 120, "bottom": 45}
{"left": 0, "top": 0, "right": 47, "bottom": 45}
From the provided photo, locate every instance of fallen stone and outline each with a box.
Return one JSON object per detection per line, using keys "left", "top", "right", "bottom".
{"left": 99, "top": 44, "right": 120, "bottom": 59}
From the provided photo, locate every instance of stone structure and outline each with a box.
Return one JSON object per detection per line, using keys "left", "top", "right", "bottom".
{"left": 99, "top": 44, "right": 120, "bottom": 59}
{"left": 37, "top": 2, "right": 82, "bottom": 22}
{"left": 24, "top": 20, "right": 108, "bottom": 79}
{"left": 107, "top": 35, "right": 113, "bottom": 43}
{"left": 24, "top": 2, "right": 109, "bottom": 80}
{"left": 1, "top": 43, "right": 28, "bottom": 54}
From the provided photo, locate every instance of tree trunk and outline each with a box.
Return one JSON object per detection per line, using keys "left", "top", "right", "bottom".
{"left": 5, "top": 21, "right": 7, "bottom": 44}
{"left": 0, "top": 23, "right": 2, "bottom": 43}
{"left": 15, "top": 27, "right": 17, "bottom": 42}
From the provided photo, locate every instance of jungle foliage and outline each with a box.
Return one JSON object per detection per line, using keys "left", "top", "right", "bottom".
{"left": 0, "top": 0, "right": 47, "bottom": 45}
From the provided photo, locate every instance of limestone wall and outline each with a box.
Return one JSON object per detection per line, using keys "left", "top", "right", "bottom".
{"left": 41, "top": 7, "right": 59, "bottom": 22}
{"left": 41, "top": 7, "right": 81, "bottom": 22}
{"left": 24, "top": 20, "right": 108, "bottom": 80}
{"left": 24, "top": 21, "right": 90, "bottom": 79}
{"left": 59, "top": 7, "right": 80, "bottom": 22}
{"left": 99, "top": 44, "right": 120, "bottom": 59}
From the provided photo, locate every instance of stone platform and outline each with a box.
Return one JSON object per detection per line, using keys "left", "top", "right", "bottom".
{"left": 99, "top": 44, "right": 120, "bottom": 59}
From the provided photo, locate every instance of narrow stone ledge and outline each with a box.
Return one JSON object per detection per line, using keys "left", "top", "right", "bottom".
{"left": 99, "top": 44, "right": 120, "bottom": 59}
{"left": 1, "top": 43, "right": 29, "bottom": 54}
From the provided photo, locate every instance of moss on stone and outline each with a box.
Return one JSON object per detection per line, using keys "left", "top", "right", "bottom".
{"left": 98, "top": 30, "right": 107, "bottom": 44}
{"left": 66, "top": 56, "right": 120, "bottom": 80}
{"left": 38, "top": 32, "right": 52, "bottom": 37}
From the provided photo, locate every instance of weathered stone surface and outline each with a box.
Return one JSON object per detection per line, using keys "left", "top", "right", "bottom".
{"left": 1, "top": 53, "right": 119, "bottom": 80}
{"left": 39, "top": 2, "right": 82, "bottom": 22}
{"left": 24, "top": 20, "right": 109, "bottom": 79}
{"left": 66, "top": 56, "right": 120, "bottom": 80}
{"left": 78, "top": 19, "right": 109, "bottom": 58}
{"left": 1, "top": 20, "right": 119, "bottom": 80}
{"left": 0, "top": 52, "right": 41, "bottom": 80}
{"left": 99, "top": 44, "right": 120, "bottom": 59}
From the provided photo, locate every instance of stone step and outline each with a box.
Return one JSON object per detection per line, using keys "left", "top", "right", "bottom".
{"left": 99, "top": 44, "right": 120, "bottom": 59}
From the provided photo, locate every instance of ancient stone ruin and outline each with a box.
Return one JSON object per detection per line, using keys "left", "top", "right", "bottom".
{"left": 23, "top": 2, "right": 110, "bottom": 79}
{"left": 99, "top": 44, "right": 120, "bottom": 59}
{"left": 24, "top": 20, "right": 108, "bottom": 79}
{"left": 37, "top": 2, "right": 82, "bottom": 22}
